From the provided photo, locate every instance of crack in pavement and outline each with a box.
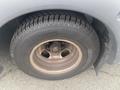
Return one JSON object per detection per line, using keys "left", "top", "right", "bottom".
{"left": 89, "top": 68, "right": 120, "bottom": 78}
{"left": 99, "top": 70, "right": 120, "bottom": 78}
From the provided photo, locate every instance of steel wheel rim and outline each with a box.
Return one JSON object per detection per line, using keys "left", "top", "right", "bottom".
{"left": 30, "top": 39, "right": 83, "bottom": 75}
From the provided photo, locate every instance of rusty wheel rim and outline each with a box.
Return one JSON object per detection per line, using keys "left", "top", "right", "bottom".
{"left": 30, "top": 39, "right": 83, "bottom": 75}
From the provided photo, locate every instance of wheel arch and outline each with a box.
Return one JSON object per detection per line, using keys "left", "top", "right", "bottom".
{"left": 0, "top": 8, "right": 117, "bottom": 72}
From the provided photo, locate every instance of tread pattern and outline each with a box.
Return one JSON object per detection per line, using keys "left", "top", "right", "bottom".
{"left": 9, "top": 10, "right": 100, "bottom": 80}
{"left": 10, "top": 10, "right": 94, "bottom": 58}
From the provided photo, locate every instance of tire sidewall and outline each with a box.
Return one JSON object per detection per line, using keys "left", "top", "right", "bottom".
{"left": 11, "top": 22, "right": 99, "bottom": 80}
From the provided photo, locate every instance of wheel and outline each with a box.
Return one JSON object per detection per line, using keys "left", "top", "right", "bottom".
{"left": 10, "top": 11, "right": 100, "bottom": 80}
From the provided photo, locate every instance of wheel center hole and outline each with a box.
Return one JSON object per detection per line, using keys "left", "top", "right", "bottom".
{"left": 61, "top": 50, "right": 70, "bottom": 57}
{"left": 41, "top": 50, "right": 50, "bottom": 58}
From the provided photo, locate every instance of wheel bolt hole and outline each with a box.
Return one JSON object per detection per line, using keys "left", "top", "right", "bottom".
{"left": 41, "top": 50, "right": 50, "bottom": 58}
{"left": 61, "top": 50, "right": 70, "bottom": 57}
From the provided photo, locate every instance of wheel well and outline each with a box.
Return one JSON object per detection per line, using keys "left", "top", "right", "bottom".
{"left": 0, "top": 9, "right": 115, "bottom": 67}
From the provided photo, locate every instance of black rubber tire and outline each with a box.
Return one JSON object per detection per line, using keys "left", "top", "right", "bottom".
{"left": 10, "top": 11, "right": 100, "bottom": 80}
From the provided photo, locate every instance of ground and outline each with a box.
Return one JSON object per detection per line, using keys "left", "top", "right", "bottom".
{"left": 0, "top": 50, "right": 120, "bottom": 90}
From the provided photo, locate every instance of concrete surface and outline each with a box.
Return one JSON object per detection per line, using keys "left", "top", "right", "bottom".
{"left": 0, "top": 51, "right": 120, "bottom": 90}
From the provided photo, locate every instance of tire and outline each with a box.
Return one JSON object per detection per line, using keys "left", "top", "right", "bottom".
{"left": 10, "top": 11, "right": 100, "bottom": 80}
